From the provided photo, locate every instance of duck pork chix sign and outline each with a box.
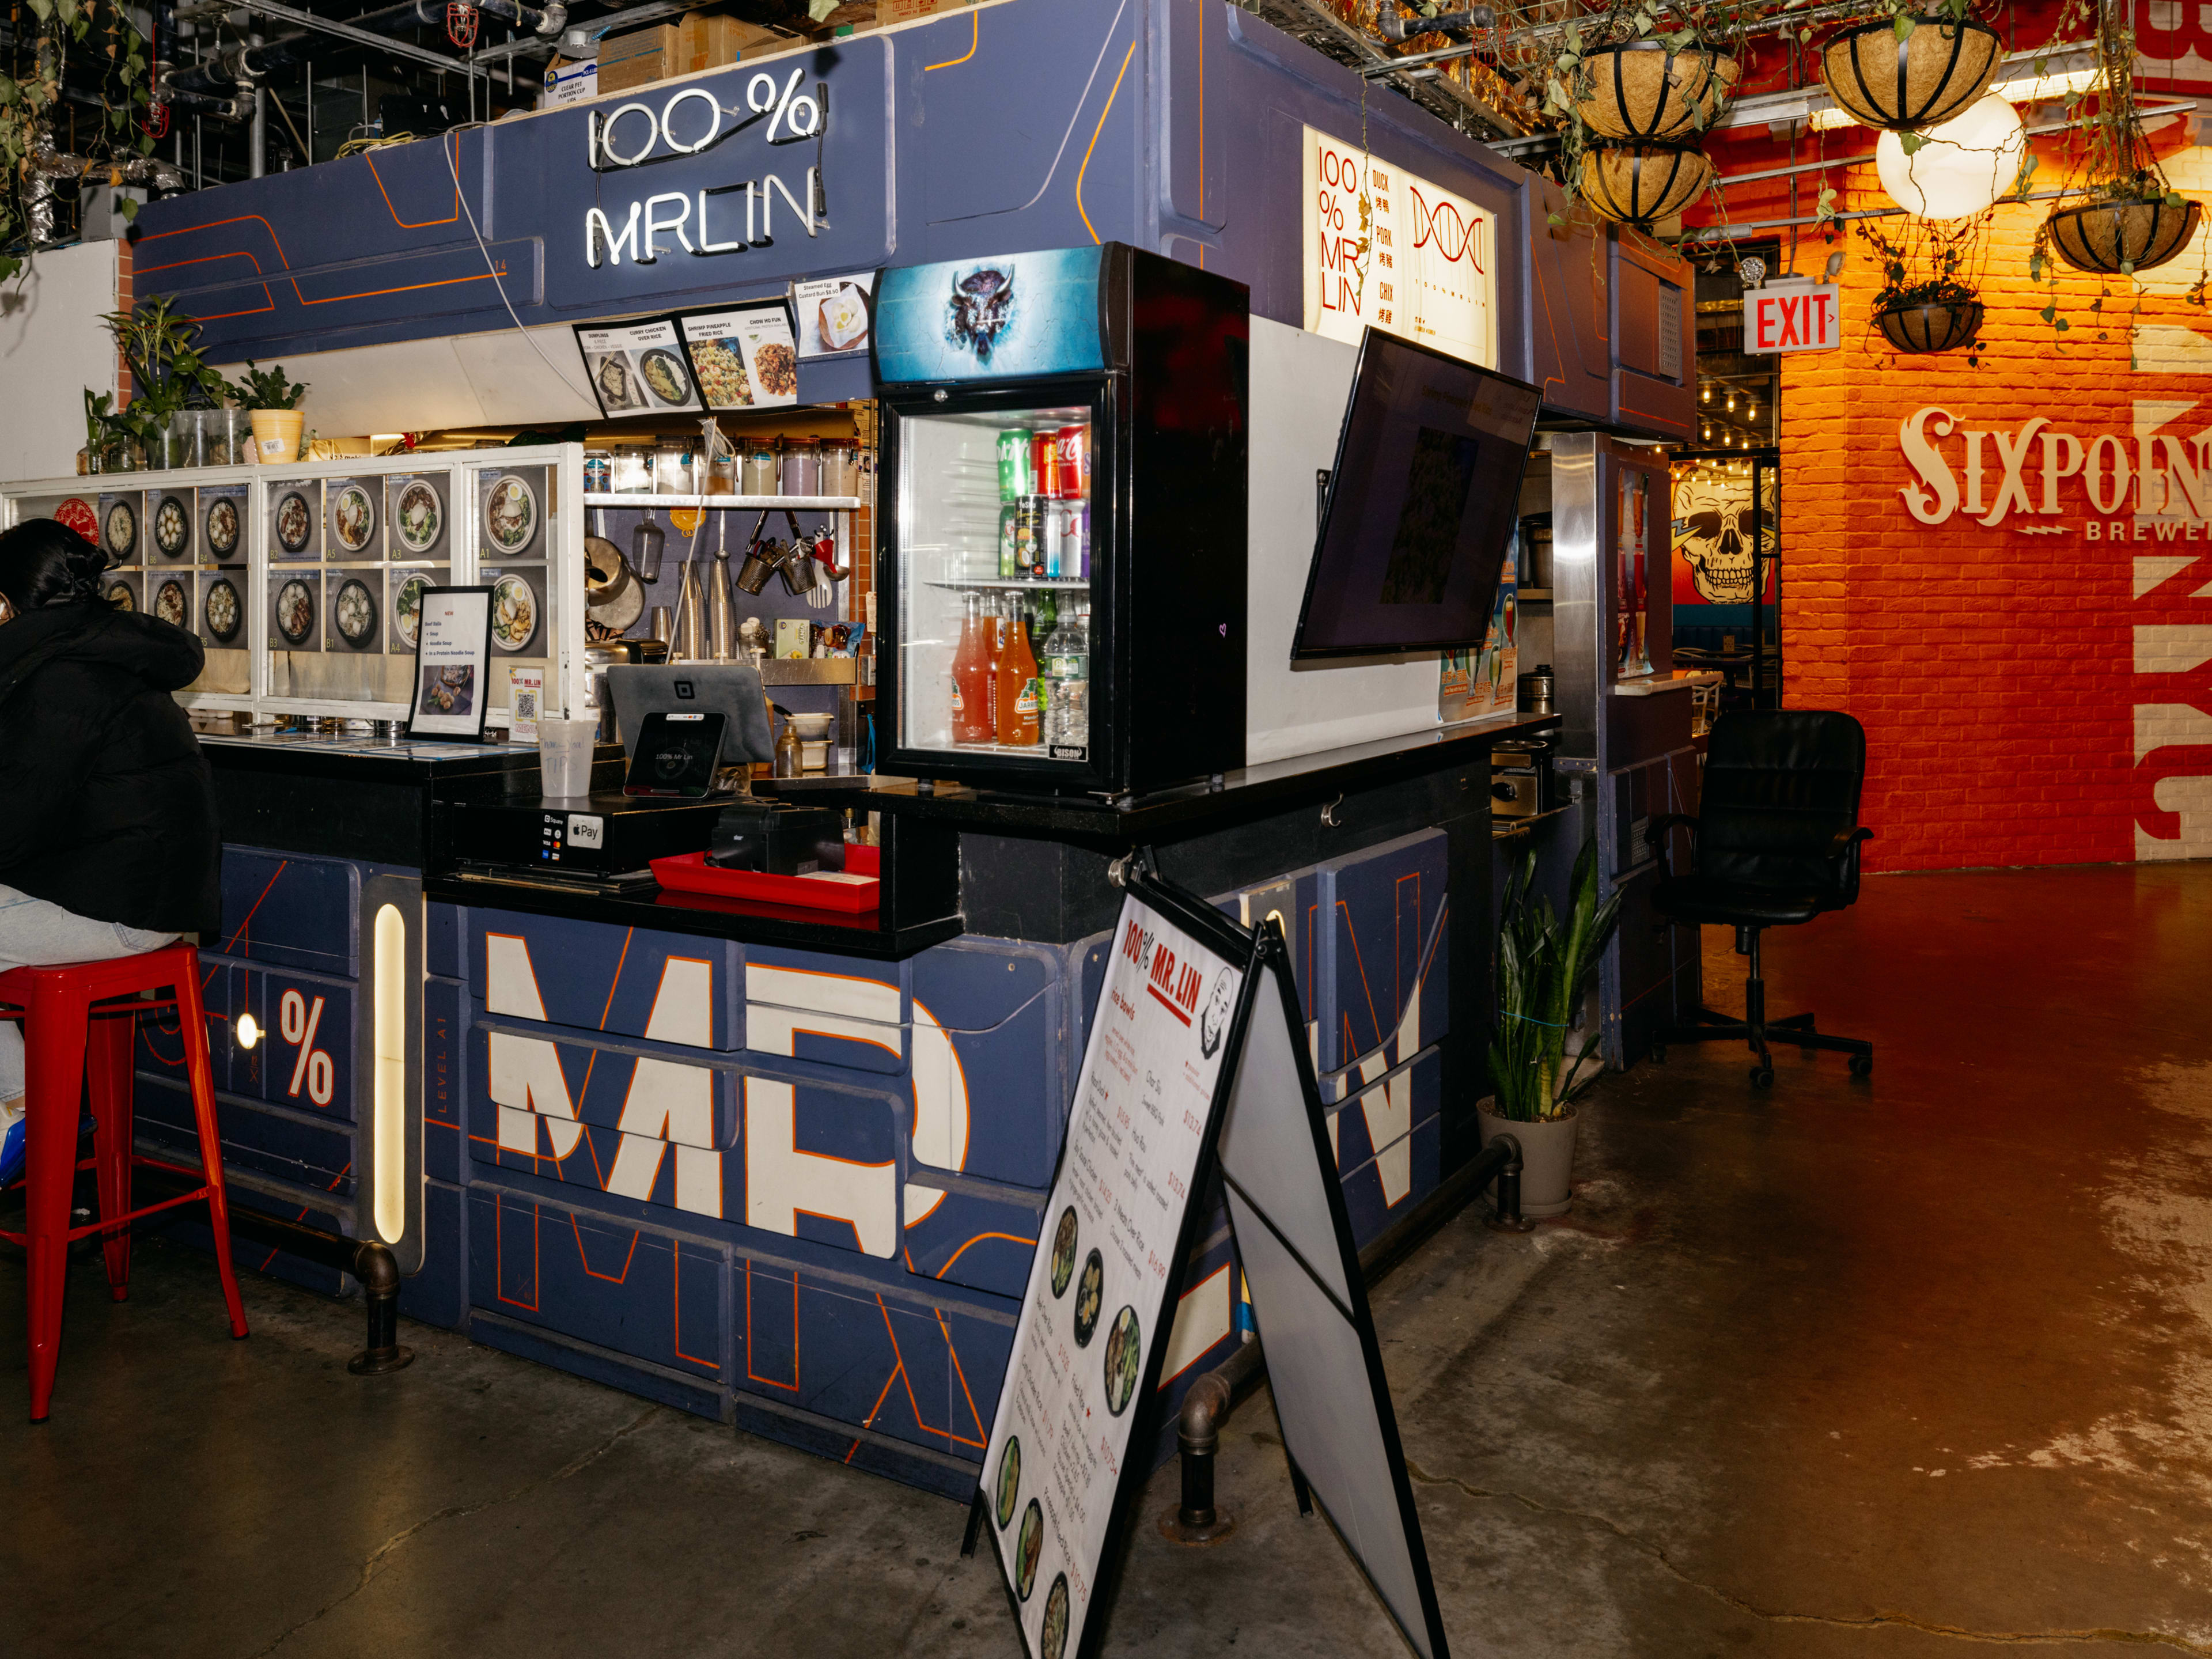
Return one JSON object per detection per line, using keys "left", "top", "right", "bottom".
{"left": 582, "top": 65, "right": 830, "bottom": 268}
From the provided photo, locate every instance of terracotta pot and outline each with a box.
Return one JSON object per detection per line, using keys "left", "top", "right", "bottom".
{"left": 1820, "top": 16, "right": 2001, "bottom": 131}
{"left": 249, "top": 408, "right": 305, "bottom": 464}
{"left": 1876, "top": 298, "right": 1983, "bottom": 354}
{"left": 1478, "top": 1100, "right": 1578, "bottom": 1219}
{"left": 2045, "top": 194, "right": 2203, "bottom": 275}
{"left": 1574, "top": 43, "right": 1738, "bottom": 142}
{"left": 1580, "top": 142, "right": 1713, "bottom": 227}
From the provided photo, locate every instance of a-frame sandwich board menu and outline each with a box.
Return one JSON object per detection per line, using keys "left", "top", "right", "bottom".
{"left": 975, "top": 855, "right": 1450, "bottom": 1659}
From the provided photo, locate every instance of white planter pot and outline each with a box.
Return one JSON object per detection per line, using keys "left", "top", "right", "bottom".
{"left": 1478, "top": 1100, "right": 1577, "bottom": 1218}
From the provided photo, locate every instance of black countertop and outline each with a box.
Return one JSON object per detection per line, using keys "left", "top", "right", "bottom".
{"left": 769, "top": 709, "right": 1563, "bottom": 846}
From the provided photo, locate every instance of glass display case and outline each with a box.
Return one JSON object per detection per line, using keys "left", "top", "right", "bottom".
{"left": 873, "top": 243, "right": 1248, "bottom": 797}
{"left": 2, "top": 445, "right": 586, "bottom": 728}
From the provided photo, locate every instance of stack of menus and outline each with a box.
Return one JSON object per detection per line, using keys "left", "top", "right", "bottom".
{"left": 574, "top": 298, "right": 801, "bottom": 420}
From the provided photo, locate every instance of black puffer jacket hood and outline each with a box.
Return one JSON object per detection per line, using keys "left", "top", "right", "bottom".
{"left": 0, "top": 605, "right": 222, "bottom": 937}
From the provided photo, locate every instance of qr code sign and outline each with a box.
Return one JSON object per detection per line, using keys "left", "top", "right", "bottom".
{"left": 515, "top": 690, "right": 539, "bottom": 721}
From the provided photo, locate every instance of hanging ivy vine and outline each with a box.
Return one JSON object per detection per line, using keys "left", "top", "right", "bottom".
{"left": 1, "top": 0, "right": 157, "bottom": 281}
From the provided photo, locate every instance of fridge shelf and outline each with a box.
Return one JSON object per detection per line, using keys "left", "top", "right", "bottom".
{"left": 923, "top": 578, "right": 1092, "bottom": 590}
{"left": 581, "top": 493, "right": 863, "bottom": 511}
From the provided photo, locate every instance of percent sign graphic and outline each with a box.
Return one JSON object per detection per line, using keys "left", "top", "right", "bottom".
{"left": 747, "top": 67, "right": 820, "bottom": 142}
{"left": 279, "top": 987, "right": 336, "bottom": 1108}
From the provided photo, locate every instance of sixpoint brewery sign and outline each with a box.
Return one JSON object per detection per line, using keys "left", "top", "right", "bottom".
{"left": 1301, "top": 125, "right": 1497, "bottom": 369}
{"left": 1896, "top": 406, "right": 2212, "bottom": 533}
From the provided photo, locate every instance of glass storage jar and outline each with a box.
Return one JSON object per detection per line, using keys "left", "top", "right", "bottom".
{"left": 817, "top": 437, "right": 859, "bottom": 498}
{"left": 779, "top": 435, "right": 820, "bottom": 497}
{"left": 740, "top": 435, "right": 779, "bottom": 495}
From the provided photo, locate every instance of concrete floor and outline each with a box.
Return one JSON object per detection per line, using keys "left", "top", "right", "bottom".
{"left": 6, "top": 863, "right": 2211, "bottom": 1658}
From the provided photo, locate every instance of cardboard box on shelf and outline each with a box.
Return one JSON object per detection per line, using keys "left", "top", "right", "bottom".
{"left": 680, "top": 12, "right": 789, "bottom": 71}
{"left": 597, "top": 22, "right": 679, "bottom": 94}
{"left": 877, "top": 0, "right": 971, "bottom": 22}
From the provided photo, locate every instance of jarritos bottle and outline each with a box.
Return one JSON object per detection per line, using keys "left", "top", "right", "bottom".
{"left": 951, "top": 593, "right": 994, "bottom": 744}
{"left": 997, "top": 607, "right": 1041, "bottom": 746}
{"left": 984, "top": 593, "right": 1006, "bottom": 743}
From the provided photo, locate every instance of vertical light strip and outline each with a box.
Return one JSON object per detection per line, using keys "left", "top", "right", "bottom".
{"left": 373, "top": 903, "right": 407, "bottom": 1244}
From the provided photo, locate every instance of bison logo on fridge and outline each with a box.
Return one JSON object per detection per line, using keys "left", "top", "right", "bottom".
{"left": 948, "top": 263, "right": 1018, "bottom": 363}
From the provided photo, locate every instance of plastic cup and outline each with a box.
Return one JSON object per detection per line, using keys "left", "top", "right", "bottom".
{"left": 539, "top": 716, "right": 599, "bottom": 799}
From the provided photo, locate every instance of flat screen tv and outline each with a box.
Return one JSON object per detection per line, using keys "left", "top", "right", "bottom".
{"left": 1290, "top": 331, "right": 1542, "bottom": 661}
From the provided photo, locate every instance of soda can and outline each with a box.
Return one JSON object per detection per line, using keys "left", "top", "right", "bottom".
{"left": 1014, "top": 495, "right": 1046, "bottom": 577}
{"left": 1031, "top": 430, "right": 1060, "bottom": 499}
{"left": 998, "top": 502, "right": 1022, "bottom": 578}
{"left": 997, "top": 431, "right": 1032, "bottom": 501}
{"left": 1059, "top": 501, "right": 1089, "bottom": 579}
{"left": 1056, "top": 426, "right": 1089, "bottom": 498}
{"left": 1041, "top": 499, "right": 1066, "bottom": 579}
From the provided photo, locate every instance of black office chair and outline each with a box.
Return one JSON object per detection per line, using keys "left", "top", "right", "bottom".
{"left": 1646, "top": 710, "right": 1873, "bottom": 1088}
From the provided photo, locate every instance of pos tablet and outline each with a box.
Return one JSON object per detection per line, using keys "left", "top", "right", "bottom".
{"left": 623, "top": 711, "right": 727, "bottom": 798}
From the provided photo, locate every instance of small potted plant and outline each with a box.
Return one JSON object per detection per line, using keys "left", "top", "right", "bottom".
{"left": 101, "top": 298, "right": 229, "bottom": 466}
{"left": 1817, "top": 1, "right": 2002, "bottom": 132}
{"left": 1482, "top": 838, "right": 1622, "bottom": 1218}
{"left": 230, "top": 362, "right": 309, "bottom": 464}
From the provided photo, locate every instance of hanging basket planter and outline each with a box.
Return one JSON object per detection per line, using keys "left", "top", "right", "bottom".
{"left": 2044, "top": 192, "right": 2204, "bottom": 274}
{"left": 1574, "top": 43, "right": 1740, "bottom": 142}
{"left": 1580, "top": 143, "right": 1714, "bottom": 228}
{"left": 1875, "top": 298, "right": 1984, "bottom": 353}
{"left": 1821, "top": 16, "right": 2002, "bottom": 131}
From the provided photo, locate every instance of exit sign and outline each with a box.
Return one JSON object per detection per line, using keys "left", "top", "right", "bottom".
{"left": 1745, "top": 282, "right": 1839, "bottom": 354}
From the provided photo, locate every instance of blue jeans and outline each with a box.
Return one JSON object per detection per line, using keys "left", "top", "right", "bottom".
{"left": 0, "top": 885, "right": 180, "bottom": 1104}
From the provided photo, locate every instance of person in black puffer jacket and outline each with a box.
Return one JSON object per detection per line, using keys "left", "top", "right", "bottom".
{"left": 0, "top": 517, "right": 222, "bottom": 1185}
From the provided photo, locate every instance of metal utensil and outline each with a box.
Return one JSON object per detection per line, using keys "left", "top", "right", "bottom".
{"left": 707, "top": 509, "right": 737, "bottom": 661}
{"left": 631, "top": 506, "right": 666, "bottom": 584}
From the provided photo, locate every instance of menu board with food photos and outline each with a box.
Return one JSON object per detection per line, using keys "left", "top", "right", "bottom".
{"left": 573, "top": 316, "right": 704, "bottom": 419}
{"left": 677, "top": 299, "right": 800, "bottom": 411}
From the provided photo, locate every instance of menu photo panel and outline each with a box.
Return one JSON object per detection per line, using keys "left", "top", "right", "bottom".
{"left": 574, "top": 316, "right": 703, "bottom": 419}
{"left": 677, "top": 298, "right": 800, "bottom": 412}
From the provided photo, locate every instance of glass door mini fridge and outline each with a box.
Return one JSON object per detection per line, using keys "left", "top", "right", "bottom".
{"left": 873, "top": 243, "right": 1248, "bottom": 796}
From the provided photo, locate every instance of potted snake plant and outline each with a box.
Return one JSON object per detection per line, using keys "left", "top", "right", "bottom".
{"left": 1483, "top": 838, "right": 1622, "bottom": 1218}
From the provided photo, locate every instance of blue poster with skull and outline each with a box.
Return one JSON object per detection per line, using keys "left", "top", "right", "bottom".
{"left": 872, "top": 245, "right": 1108, "bottom": 384}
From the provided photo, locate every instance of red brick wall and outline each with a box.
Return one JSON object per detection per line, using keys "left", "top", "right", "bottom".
{"left": 1763, "top": 169, "right": 2207, "bottom": 870}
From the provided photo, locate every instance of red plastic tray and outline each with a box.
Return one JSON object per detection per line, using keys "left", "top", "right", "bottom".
{"left": 650, "top": 851, "right": 880, "bottom": 913}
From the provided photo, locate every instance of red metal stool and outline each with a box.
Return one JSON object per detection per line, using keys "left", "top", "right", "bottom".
{"left": 0, "top": 942, "right": 249, "bottom": 1421}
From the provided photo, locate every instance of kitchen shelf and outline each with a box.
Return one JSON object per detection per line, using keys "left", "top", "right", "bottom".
{"left": 1517, "top": 588, "right": 1554, "bottom": 602}
{"left": 760, "top": 657, "right": 861, "bottom": 685}
{"left": 582, "top": 494, "right": 863, "bottom": 510}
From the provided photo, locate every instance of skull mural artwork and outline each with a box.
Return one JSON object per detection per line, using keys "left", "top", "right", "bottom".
{"left": 947, "top": 264, "right": 1017, "bottom": 363}
{"left": 1672, "top": 470, "right": 1765, "bottom": 605}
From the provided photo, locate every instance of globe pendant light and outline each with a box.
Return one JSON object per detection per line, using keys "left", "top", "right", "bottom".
{"left": 1877, "top": 93, "right": 2026, "bottom": 221}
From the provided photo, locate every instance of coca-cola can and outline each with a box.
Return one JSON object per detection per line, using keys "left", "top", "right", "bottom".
{"left": 1056, "top": 425, "right": 1089, "bottom": 498}
{"left": 1030, "top": 430, "right": 1060, "bottom": 499}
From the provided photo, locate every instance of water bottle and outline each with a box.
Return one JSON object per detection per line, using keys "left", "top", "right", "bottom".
{"left": 1042, "top": 603, "right": 1088, "bottom": 754}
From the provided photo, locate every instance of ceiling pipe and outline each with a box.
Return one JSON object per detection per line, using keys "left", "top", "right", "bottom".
{"left": 21, "top": 122, "right": 188, "bottom": 247}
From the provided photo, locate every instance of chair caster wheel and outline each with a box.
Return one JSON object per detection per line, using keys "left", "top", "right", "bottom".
{"left": 1649, "top": 1043, "right": 1666, "bottom": 1062}
{"left": 1848, "top": 1054, "right": 1873, "bottom": 1077}
{"left": 1750, "top": 1065, "right": 1774, "bottom": 1089}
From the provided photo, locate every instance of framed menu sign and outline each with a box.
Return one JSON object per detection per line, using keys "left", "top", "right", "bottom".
{"left": 677, "top": 299, "right": 800, "bottom": 411}
{"left": 405, "top": 585, "right": 493, "bottom": 742}
{"left": 977, "top": 874, "right": 1246, "bottom": 1659}
{"left": 573, "top": 316, "right": 703, "bottom": 419}
{"left": 973, "top": 856, "right": 1454, "bottom": 1659}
